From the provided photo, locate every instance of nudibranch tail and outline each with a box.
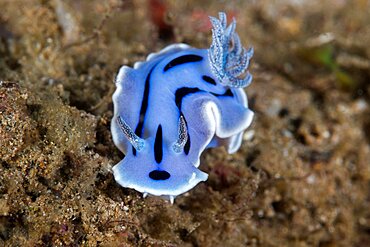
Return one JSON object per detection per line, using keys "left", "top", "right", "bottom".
{"left": 208, "top": 12, "right": 253, "bottom": 88}
{"left": 169, "top": 195, "right": 175, "bottom": 204}
{"left": 117, "top": 116, "right": 145, "bottom": 151}
{"left": 172, "top": 115, "right": 188, "bottom": 153}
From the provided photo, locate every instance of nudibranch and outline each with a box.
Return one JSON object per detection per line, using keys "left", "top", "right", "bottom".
{"left": 111, "top": 12, "right": 254, "bottom": 202}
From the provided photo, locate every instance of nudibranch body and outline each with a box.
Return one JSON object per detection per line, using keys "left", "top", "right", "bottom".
{"left": 111, "top": 12, "right": 254, "bottom": 202}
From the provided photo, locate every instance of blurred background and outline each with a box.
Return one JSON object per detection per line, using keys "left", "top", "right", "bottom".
{"left": 0, "top": 0, "right": 369, "bottom": 246}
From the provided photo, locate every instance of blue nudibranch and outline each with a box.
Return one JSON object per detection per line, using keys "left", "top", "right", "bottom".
{"left": 111, "top": 12, "right": 254, "bottom": 202}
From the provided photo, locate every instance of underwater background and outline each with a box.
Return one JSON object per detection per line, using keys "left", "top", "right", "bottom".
{"left": 0, "top": 0, "right": 369, "bottom": 246}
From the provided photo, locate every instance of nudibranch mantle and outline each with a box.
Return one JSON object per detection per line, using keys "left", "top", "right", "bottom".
{"left": 111, "top": 12, "right": 254, "bottom": 202}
